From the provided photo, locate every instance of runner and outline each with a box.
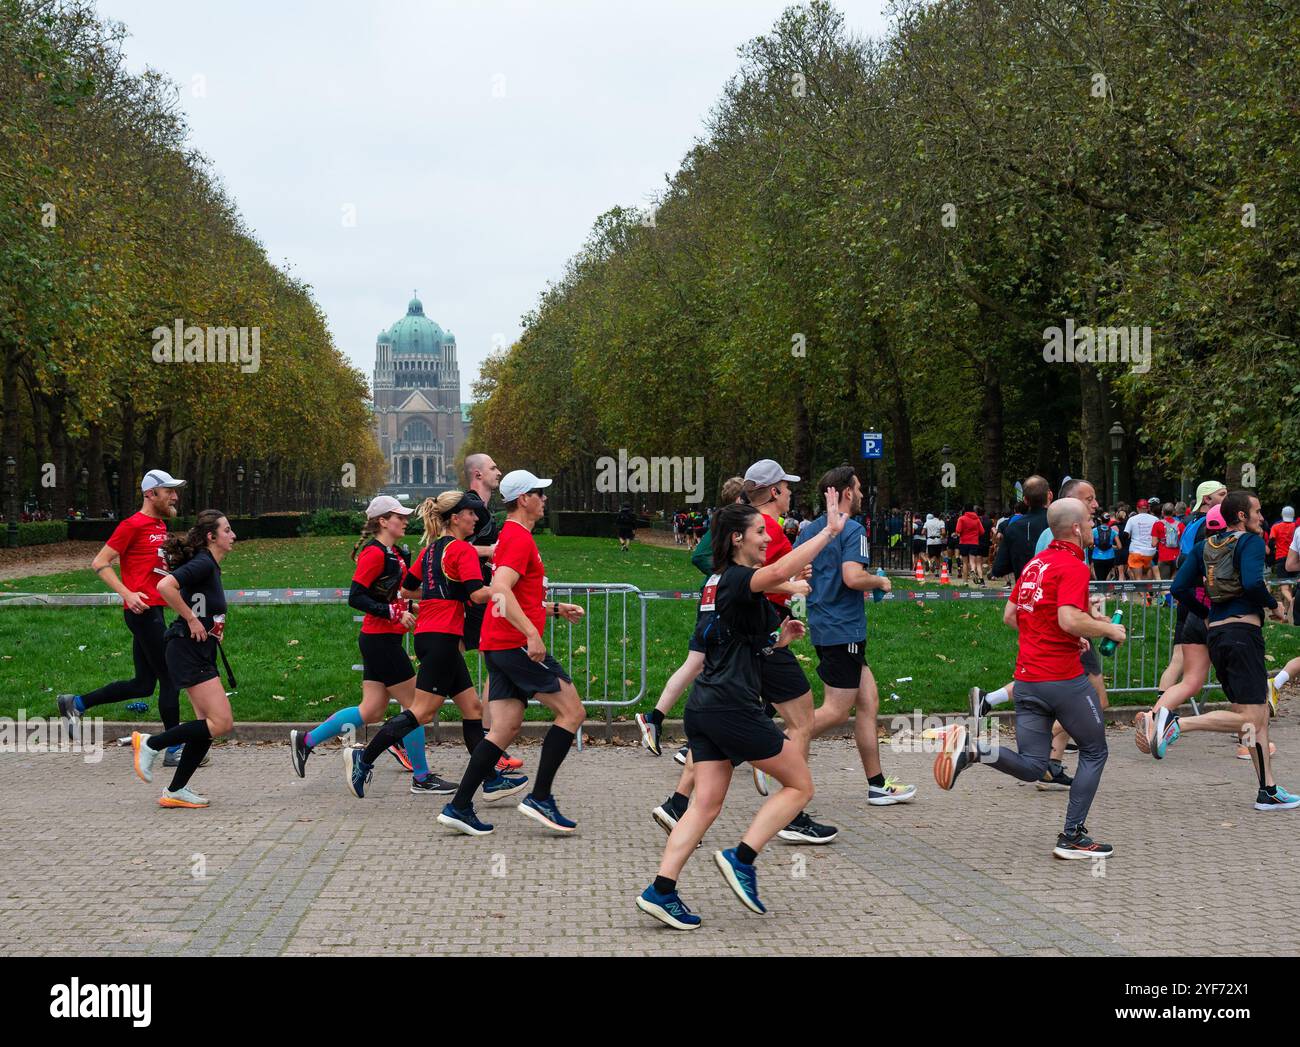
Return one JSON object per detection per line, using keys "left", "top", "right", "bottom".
{"left": 58, "top": 470, "right": 192, "bottom": 767}
{"left": 1124, "top": 499, "right": 1160, "bottom": 582}
{"left": 130, "top": 510, "right": 236, "bottom": 808}
{"left": 976, "top": 506, "right": 994, "bottom": 585}
{"left": 617, "top": 503, "right": 637, "bottom": 552}
{"left": 955, "top": 503, "right": 985, "bottom": 585}
{"left": 923, "top": 513, "right": 945, "bottom": 575}
{"left": 990, "top": 476, "right": 1052, "bottom": 581}
{"left": 1142, "top": 491, "right": 1299, "bottom": 810}
{"left": 288, "top": 497, "right": 426, "bottom": 784}
{"left": 635, "top": 495, "right": 846, "bottom": 929}
{"left": 935, "top": 497, "right": 1124, "bottom": 859}
{"left": 796, "top": 465, "right": 915, "bottom": 809}
{"left": 1151, "top": 502, "right": 1184, "bottom": 581}
{"left": 1090, "top": 514, "right": 1118, "bottom": 580}
{"left": 436, "top": 470, "right": 588, "bottom": 836}
{"left": 1267, "top": 506, "right": 1296, "bottom": 622}
{"left": 342, "top": 492, "right": 528, "bottom": 801}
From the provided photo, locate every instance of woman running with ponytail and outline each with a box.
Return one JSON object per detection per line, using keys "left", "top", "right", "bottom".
{"left": 289, "top": 497, "right": 429, "bottom": 788}
{"left": 343, "top": 492, "right": 528, "bottom": 801}
{"left": 130, "top": 510, "right": 236, "bottom": 808}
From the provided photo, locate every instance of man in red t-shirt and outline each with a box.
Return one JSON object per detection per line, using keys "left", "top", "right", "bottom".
{"left": 934, "top": 498, "right": 1127, "bottom": 860}
{"left": 58, "top": 470, "right": 187, "bottom": 750}
{"left": 1150, "top": 503, "right": 1185, "bottom": 580}
{"left": 438, "top": 470, "right": 589, "bottom": 838}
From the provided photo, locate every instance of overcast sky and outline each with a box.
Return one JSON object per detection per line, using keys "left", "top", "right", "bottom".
{"left": 101, "top": 0, "right": 892, "bottom": 400}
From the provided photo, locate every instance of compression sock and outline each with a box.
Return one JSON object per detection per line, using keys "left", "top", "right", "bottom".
{"left": 735, "top": 842, "right": 758, "bottom": 866}
{"left": 531, "top": 725, "right": 576, "bottom": 801}
{"left": 304, "top": 706, "right": 364, "bottom": 749}
{"left": 167, "top": 730, "right": 212, "bottom": 792}
{"left": 461, "top": 719, "right": 486, "bottom": 755}
{"left": 402, "top": 724, "right": 429, "bottom": 779}
{"left": 986, "top": 687, "right": 1011, "bottom": 708}
{"left": 362, "top": 709, "right": 418, "bottom": 765}
{"left": 649, "top": 708, "right": 666, "bottom": 727}
{"left": 1253, "top": 742, "right": 1268, "bottom": 789}
{"left": 451, "top": 739, "right": 502, "bottom": 810}
{"left": 147, "top": 719, "right": 211, "bottom": 751}
{"left": 653, "top": 876, "right": 676, "bottom": 895}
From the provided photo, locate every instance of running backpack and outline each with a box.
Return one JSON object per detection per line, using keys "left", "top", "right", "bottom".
{"left": 1094, "top": 526, "right": 1114, "bottom": 553}
{"left": 1203, "top": 532, "right": 1245, "bottom": 604}
{"left": 420, "top": 536, "right": 470, "bottom": 603}
{"left": 1162, "top": 521, "right": 1181, "bottom": 550}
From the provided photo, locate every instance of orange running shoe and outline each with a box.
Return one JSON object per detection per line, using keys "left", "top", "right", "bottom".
{"left": 388, "top": 745, "right": 414, "bottom": 772}
{"left": 496, "top": 752, "right": 524, "bottom": 772}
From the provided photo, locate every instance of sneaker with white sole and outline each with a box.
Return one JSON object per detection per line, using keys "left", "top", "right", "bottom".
{"left": 159, "top": 786, "right": 209, "bottom": 809}
{"left": 869, "top": 776, "right": 917, "bottom": 805}
{"left": 776, "top": 811, "right": 838, "bottom": 844}
{"left": 132, "top": 732, "right": 163, "bottom": 784}
{"left": 752, "top": 766, "right": 770, "bottom": 796}
{"left": 636, "top": 713, "right": 662, "bottom": 756}
{"left": 674, "top": 746, "right": 689, "bottom": 766}
{"left": 1255, "top": 785, "right": 1300, "bottom": 811}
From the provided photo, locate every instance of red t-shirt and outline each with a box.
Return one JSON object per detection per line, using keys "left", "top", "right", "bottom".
{"left": 1269, "top": 521, "right": 1296, "bottom": 563}
{"left": 353, "top": 542, "right": 409, "bottom": 635}
{"left": 105, "top": 512, "right": 170, "bottom": 606}
{"left": 761, "top": 513, "right": 792, "bottom": 608}
{"left": 479, "top": 519, "right": 547, "bottom": 651}
{"left": 1151, "top": 518, "right": 1184, "bottom": 563}
{"left": 410, "top": 539, "right": 482, "bottom": 636}
{"left": 1011, "top": 541, "right": 1092, "bottom": 682}
{"left": 955, "top": 512, "right": 985, "bottom": 544}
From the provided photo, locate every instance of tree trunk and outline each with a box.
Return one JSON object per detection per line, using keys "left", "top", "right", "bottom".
{"left": 981, "top": 356, "right": 1004, "bottom": 514}
{"left": 88, "top": 423, "right": 107, "bottom": 516}
{"left": 119, "top": 400, "right": 137, "bottom": 517}
{"left": 1079, "top": 368, "right": 1108, "bottom": 494}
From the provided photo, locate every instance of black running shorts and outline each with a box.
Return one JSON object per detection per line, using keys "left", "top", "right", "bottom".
{"left": 1174, "top": 604, "right": 1209, "bottom": 646}
{"left": 815, "top": 642, "right": 866, "bottom": 689}
{"left": 483, "top": 647, "right": 571, "bottom": 703}
{"left": 958, "top": 543, "right": 980, "bottom": 556}
{"left": 1207, "top": 622, "right": 1267, "bottom": 705}
{"left": 761, "top": 646, "right": 810, "bottom": 704}
{"left": 462, "top": 602, "right": 485, "bottom": 652}
{"left": 414, "top": 632, "right": 474, "bottom": 698}
{"left": 164, "top": 634, "right": 220, "bottom": 689}
{"left": 358, "top": 632, "right": 415, "bottom": 687}
{"left": 684, "top": 701, "right": 786, "bottom": 766}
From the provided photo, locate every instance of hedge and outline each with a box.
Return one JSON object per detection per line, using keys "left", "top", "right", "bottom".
{"left": 13, "top": 521, "right": 68, "bottom": 546}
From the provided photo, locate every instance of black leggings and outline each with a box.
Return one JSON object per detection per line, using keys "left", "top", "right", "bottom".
{"left": 79, "top": 608, "right": 180, "bottom": 729}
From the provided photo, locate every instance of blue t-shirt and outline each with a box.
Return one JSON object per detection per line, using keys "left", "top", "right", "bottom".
{"left": 794, "top": 515, "right": 870, "bottom": 645}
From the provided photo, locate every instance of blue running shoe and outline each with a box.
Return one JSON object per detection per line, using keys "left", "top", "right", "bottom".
{"left": 344, "top": 747, "right": 373, "bottom": 799}
{"left": 1255, "top": 786, "right": 1300, "bottom": 811}
{"left": 125, "top": 701, "right": 149, "bottom": 714}
{"left": 636, "top": 885, "right": 701, "bottom": 930}
{"left": 482, "top": 772, "right": 529, "bottom": 803}
{"left": 714, "top": 848, "right": 766, "bottom": 914}
{"left": 437, "top": 803, "right": 494, "bottom": 836}
{"left": 517, "top": 794, "right": 577, "bottom": 833}
{"left": 1152, "top": 708, "right": 1180, "bottom": 760}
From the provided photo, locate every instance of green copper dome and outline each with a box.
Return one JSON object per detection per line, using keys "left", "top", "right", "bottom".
{"left": 385, "top": 295, "right": 450, "bottom": 356}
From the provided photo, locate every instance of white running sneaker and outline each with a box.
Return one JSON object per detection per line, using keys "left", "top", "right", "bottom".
{"left": 159, "top": 787, "right": 209, "bottom": 809}
{"left": 868, "top": 776, "right": 917, "bottom": 806}
{"left": 132, "top": 732, "right": 163, "bottom": 784}
{"left": 752, "top": 766, "right": 770, "bottom": 797}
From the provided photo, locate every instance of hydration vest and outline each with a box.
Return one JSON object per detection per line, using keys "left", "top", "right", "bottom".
{"left": 420, "top": 535, "right": 471, "bottom": 603}
{"left": 1203, "top": 532, "right": 1245, "bottom": 604}
{"left": 1162, "top": 520, "right": 1181, "bottom": 549}
{"left": 361, "top": 539, "right": 408, "bottom": 604}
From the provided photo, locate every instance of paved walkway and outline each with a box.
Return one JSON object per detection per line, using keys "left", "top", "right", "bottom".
{"left": 2, "top": 717, "right": 1297, "bottom": 956}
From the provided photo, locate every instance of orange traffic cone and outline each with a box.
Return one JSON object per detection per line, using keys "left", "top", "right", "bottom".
{"left": 940, "top": 561, "right": 950, "bottom": 585}
{"left": 915, "top": 559, "right": 925, "bottom": 584}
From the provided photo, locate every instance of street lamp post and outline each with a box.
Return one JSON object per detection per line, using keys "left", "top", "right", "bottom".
{"left": 941, "top": 444, "right": 953, "bottom": 517}
{"left": 1109, "top": 422, "right": 1125, "bottom": 508}
{"left": 252, "top": 470, "right": 261, "bottom": 517}
{"left": 80, "top": 467, "right": 89, "bottom": 517}
{"left": 5, "top": 457, "right": 17, "bottom": 548}
{"left": 236, "top": 465, "right": 245, "bottom": 517}
{"left": 110, "top": 471, "right": 119, "bottom": 518}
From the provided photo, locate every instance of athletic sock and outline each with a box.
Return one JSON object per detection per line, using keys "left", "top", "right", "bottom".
{"left": 531, "top": 725, "right": 576, "bottom": 801}
{"left": 147, "top": 719, "right": 211, "bottom": 751}
{"left": 670, "top": 791, "right": 690, "bottom": 815}
{"left": 868, "top": 773, "right": 885, "bottom": 788}
{"left": 1253, "top": 743, "right": 1268, "bottom": 789}
{"left": 362, "top": 709, "right": 418, "bottom": 765}
{"left": 653, "top": 876, "right": 676, "bottom": 895}
{"left": 1275, "top": 670, "right": 1290, "bottom": 690}
{"left": 461, "top": 719, "right": 486, "bottom": 755}
{"left": 402, "top": 724, "right": 428, "bottom": 777}
{"left": 735, "top": 842, "right": 758, "bottom": 866}
{"left": 452, "top": 739, "right": 502, "bottom": 810}
{"left": 649, "top": 708, "right": 665, "bottom": 727}
{"left": 986, "top": 687, "right": 1011, "bottom": 708}
{"left": 167, "top": 728, "right": 212, "bottom": 792}
{"left": 1264, "top": 784, "right": 1278, "bottom": 796}
{"left": 304, "top": 706, "right": 364, "bottom": 749}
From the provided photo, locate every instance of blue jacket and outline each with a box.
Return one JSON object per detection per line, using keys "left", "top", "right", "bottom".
{"left": 1171, "top": 530, "right": 1277, "bottom": 623}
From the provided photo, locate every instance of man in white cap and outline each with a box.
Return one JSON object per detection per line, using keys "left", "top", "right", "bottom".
{"left": 1267, "top": 505, "right": 1296, "bottom": 622}
{"left": 438, "top": 470, "right": 589, "bottom": 836}
{"left": 58, "top": 470, "right": 192, "bottom": 765}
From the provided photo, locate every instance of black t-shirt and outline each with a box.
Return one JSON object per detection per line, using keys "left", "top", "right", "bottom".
{"left": 466, "top": 490, "right": 498, "bottom": 585}
{"left": 687, "top": 565, "right": 779, "bottom": 711}
{"left": 169, "top": 548, "right": 227, "bottom": 633}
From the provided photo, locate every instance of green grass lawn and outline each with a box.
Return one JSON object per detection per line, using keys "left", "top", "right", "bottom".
{"left": 3, "top": 535, "right": 1298, "bottom": 724}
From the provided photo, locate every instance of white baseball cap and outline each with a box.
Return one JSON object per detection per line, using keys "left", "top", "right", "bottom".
{"left": 1283, "top": 506, "right": 1296, "bottom": 522}
{"left": 365, "top": 495, "right": 414, "bottom": 518}
{"left": 743, "top": 459, "right": 800, "bottom": 487}
{"left": 500, "top": 470, "right": 552, "bottom": 502}
{"left": 141, "top": 469, "right": 186, "bottom": 492}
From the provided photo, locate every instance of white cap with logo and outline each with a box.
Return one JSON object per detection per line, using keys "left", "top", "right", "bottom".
{"left": 141, "top": 469, "right": 186, "bottom": 492}
{"left": 500, "top": 470, "right": 552, "bottom": 502}
{"left": 1284, "top": 506, "right": 1296, "bottom": 523}
{"left": 743, "top": 459, "right": 800, "bottom": 487}
{"left": 365, "top": 495, "right": 414, "bottom": 518}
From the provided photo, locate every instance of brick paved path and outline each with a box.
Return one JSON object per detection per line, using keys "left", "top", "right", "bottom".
{"left": 2, "top": 719, "right": 1297, "bottom": 956}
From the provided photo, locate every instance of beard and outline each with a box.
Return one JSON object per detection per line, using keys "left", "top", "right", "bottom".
{"left": 158, "top": 500, "right": 178, "bottom": 518}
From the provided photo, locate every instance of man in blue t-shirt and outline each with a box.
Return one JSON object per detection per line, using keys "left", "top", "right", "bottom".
{"left": 794, "top": 465, "right": 916, "bottom": 806}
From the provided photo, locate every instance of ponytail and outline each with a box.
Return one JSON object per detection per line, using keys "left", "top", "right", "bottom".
{"left": 351, "top": 516, "right": 381, "bottom": 561}
{"left": 420, "top": 491, "right": 471, "bottom": 547}
{"left": 163, "top": 509, "right": 226, "bottom": 569}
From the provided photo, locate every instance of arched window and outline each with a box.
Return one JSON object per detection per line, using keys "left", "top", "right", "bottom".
{"left": 403, "top": 420, "right": 433, "bottom": 444}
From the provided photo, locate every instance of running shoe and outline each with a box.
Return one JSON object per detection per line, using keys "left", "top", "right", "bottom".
{"left": 437, "top": 803, "right": 494, "bottom": 836}
{"left": 410, "top": 773, "right": 456, "bottom": 795}
{"left": 652, "top": 801, "right": 680, "bottom": 835}
{"left": 482, "top": 772, "right": 529, "bottom": 803}
{"left": 1235, "top": 741, "right": 1278, "bottom": 760}
{"left": 1268, "top": 678, "right": 1281, "bottom": 718}
{"left": 752, "top": 766, "right": 770, "bottom": 797}
{"left": 869, "top": 776, "right": 917, "bottom": 805}
{"left": 969, "top": 686, "right": 990, "bottom": 722}
{"left": 713, "top": 848, "right": 766, "bottom": 915}
{"left": 124, "top": 701, "right": 149, "bottom": 713}
{"left": 290, "top": 729, "right": 310, "bottom": 778}
{"left": 933, "top": 724, "right": 971, "bottom": 791}
{"left": 388, "top": 744, "right": 414, "bottom": 772}
{"left": 159, "top": 787, "right": 209, "bottom": 809}
{"left": 1254, "top": 786, "right": 1300, "bottom": 811}
{"left": 131, "top": 732, "right": 162, "bottom": 784}
{"left": 636, "top": 712, "right": 662, "bottom": 756}
{"left": 518, "top": 794, "right": 577, "bottom": 833}
{"left": 344, "top": 748, "right": 373, "bottom": 799}
{"left": 496, "top": 752, "right": 524, "bottom": 773}
{"left": 1134, "top": 710, "right": 1154, "bottom": 755}
{"left": 636, "top": 885, "right": 701, "bottom": 930}
{"left": 1152, "top": 708, "right": 1180, "bottom": 760}
{"left": 776, "top": 811, "right": 838, "bottom": 844}
{"left": 674, "top": 746, "right": 689, "bottom": 766}
{"left": 57, "top": 694, "right": 81, "bottom": 737}
{"left": 163, "top": 748, "right": 212, "bottom": 768}
{"left": 1052, "top": 825, "right": 1113, "bottom": 860}
{"left": 1036, "top": 764, "right": 1074, "bottom": 791}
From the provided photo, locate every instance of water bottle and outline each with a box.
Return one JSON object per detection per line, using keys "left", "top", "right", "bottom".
{"left": 1098, "top": 609, "right": 1124, "bottom": 656}
{"left": 873, "top": 567, "right": 887, "bottom": 603}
